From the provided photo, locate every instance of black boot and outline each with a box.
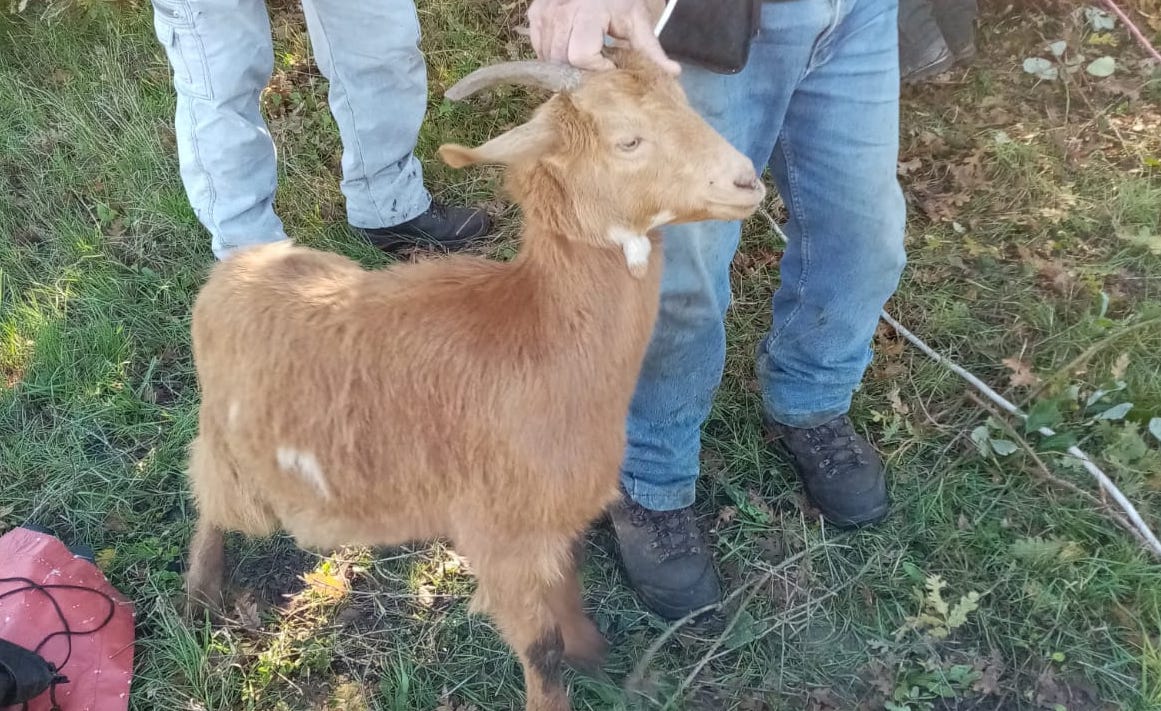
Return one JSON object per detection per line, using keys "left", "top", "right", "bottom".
{"left": 932, "top": 0, "right": 978, "bottom": 63}
{"left": 765, "top": 415, "right": 889, "bottom": 528}
{"left": 354, "top": 199, "right": 492, "bottom": 253}
{"left": 608, "top": 494, "right": 721, "bottom": 621}
{"left": 898, "top": 0, "right": 953, "bottom": 84}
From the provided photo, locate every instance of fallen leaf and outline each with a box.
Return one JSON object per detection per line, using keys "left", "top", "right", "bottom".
{"left": 1111, "top": 352, "right": 1130, "bottom": 380}
{"left": 1048, "top": 40, "right": 1068, "bottom": 57}
{"left": 1149, "top": 418, "right": 1161, "bottom": 444}
{"left": 1002, "top": 356, "right": 1041, "bottom": 388}
{"left": 806, "top": 687, "right": 842, "bottom": 710}
{"left": 972, "top": 650, "right": 1005, "bottom": 695}
{"left": 1023, "top": 56, "right": 1059, "bottom": 80}
{"left": 897, "top": 157, "right": 922, "bottom": 176}
{"left": 715, "top": 506, "right": 738, "bottom": 527}
{"left": 990, "top": 439, "right": 1019, "bottom": 456}
{"left": 1087, "top": 32, "right": 1118, "bottom": 46}
{"left": 1086, "top": 56, "right": 1117, "bottom": 77}
{"left": 887, "top": 386, "right": 911, "bottom": 415}
{"left": 234, "top": 591, "right": 261, "bottom": 630}
{"left": 1084, "top": 6, "right": 1117, "bottom": 30}
{"left": 1095, "top": 402, "right": 1133, "bottom": 421}
{"left": 971, "top": 425, "right": 992, "bottom": 457}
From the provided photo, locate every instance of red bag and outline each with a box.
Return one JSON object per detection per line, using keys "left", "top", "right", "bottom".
{"left": 0, "top": 527, "right": 135, "bottom": 711}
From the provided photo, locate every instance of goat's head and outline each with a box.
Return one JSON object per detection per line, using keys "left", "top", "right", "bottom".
{"left": 438, "top": 50, "right": 765, "bottom": 273}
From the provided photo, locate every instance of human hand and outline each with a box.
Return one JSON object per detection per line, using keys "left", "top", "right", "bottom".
{"left": 526, "top": 0, "right": 682, "bottom": 75}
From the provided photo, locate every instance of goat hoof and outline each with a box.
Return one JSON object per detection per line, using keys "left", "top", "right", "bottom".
{"left": 563, "top": 632, "right": 608, "bottom": 676}
{"left": 182, "top": 587, "right": 224, "bottom": 624}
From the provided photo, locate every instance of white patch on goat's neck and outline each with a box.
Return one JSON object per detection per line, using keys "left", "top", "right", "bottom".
{"left": 276, "top": 447, "right": 331, "bottom": 499}
{"left": 228, "top": 401, "right": 241, "bottom": 428}
{"left": 608, "top": 226, "right": 652, "bottom": 279}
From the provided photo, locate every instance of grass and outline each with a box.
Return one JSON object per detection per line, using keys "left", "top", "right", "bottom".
{"left": 2, "top": 1, "right": 1161, "bottom": 709}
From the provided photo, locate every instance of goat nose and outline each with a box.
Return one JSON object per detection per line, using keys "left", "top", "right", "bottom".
{"left": 734, "top": 172, "right": 760, "bottom": 190}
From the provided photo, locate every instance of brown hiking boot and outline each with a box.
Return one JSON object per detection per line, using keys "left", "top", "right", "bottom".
{"left": 608, "top": 494, "right": 722, "bottom": 621}
{"left": 765, "top": 415, "right": 890, "bottom": 528}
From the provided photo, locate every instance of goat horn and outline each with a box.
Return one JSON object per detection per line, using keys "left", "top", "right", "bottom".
{"left": 444, "top": 61, "right": 585, "bottom": 101}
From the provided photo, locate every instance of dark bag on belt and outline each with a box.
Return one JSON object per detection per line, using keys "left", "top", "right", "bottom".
{"left": 657, "top": 0, "right": 762, "bottom": 74}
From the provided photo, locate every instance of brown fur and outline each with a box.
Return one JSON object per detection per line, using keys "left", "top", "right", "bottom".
{"left": 183, "top": 49, "right": 763, "bottom": 711}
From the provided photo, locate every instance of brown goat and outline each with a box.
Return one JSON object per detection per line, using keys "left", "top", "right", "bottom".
{"left": 183, "top": 49, "right": 764, "bottom": 711}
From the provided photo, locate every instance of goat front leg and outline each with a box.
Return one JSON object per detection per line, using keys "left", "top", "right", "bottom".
{"left": 467, "top": 543, "right": 573, "bottom": 711}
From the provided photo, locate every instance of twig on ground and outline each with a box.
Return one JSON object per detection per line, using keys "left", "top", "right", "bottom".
{"left": 624, "top": 547, "right": 810, "bottom": 699}
{"left": 758, "top": 209, "right": 1161, "bottom": 560}
{"left": 1102, "top": 0, "right": 1161, "bottom": 63}
{"left": 1022, "top": 315, "right": 1161, "bottom": 407}
{"left": 965, "top": 391, "right": 1145, "bottom": 547}
{"left": 881, "top": 311, "right": 1161, "bottom": 560}
{"left": 661, "top": 571, "right": 773, "bottom": 710}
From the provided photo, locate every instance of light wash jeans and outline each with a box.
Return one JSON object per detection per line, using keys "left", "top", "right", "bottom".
{"left": 149, "top": 0, "right": 432, "bottom": 259}
{"left": 623, "top": 0, "right": 907, "bottom": 510}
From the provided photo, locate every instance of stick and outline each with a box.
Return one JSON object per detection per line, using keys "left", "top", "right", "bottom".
{"left": 758, "top": 209, "right": 1161, "bottom": 560}
{"left": 1102, "top": 0, "right": 1161, "bottom": 63}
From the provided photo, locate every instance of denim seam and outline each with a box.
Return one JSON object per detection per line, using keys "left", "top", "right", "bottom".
{"left": 769, "top": 131, "right": 811, "bottom": 348}
{"left": 807, "top": 0, "right": 845, "bottom": 71}
{"left": 181, "top": 52, "right": 220, "bottom": 242}
{"left": 308, "top": 4, "right": 389, "bottom": 226}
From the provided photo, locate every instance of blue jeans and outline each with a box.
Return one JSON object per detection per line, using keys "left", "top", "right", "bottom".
{"left": 623, "top": 0, "right": 907, "bottom": 510}
{"left": 149, "top": 0, "right": 432, "bottom": 259}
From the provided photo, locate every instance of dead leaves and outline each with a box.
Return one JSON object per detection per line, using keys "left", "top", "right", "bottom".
{"left": 971, "top": 650, "right": 1005, "bottom": 696}
{"left": 908, "top": 147, "right": 988, "bottom": 223}
{"left": 887, "top": 386, "right": 911, "bottom": 415}
{"left": 234, "top": 590, "right": 262, "bottom": 631}
{"left": 1017, "top": 244, "right": 1078, "bottom": 295}
{"left": 1002, "top": 356, "right": 1042, "bottom": 388}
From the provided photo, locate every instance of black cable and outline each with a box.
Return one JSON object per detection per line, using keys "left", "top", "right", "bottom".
{"left": 0, "top": 577, "right": 120, "bottom": 711}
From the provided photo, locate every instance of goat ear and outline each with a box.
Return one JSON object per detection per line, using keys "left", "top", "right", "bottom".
{"left": 437, "top": 117, "right": 557, "bottom": 168}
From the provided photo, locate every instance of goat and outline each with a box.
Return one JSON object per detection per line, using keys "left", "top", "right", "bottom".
{"left": 182, "top": 49, "right": 765, "bottom": 711}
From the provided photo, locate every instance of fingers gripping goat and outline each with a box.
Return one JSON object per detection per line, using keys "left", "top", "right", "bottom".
{"left": 183, "top": 49, "right": 763, "bottom": 711}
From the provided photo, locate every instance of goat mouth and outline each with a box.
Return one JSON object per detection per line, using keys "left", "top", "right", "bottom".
{"left": 708, "top": 196, "right": 765, "bottom": 211}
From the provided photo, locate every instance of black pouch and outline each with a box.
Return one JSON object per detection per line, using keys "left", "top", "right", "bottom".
{"left": 657, "top": 0, "right": 762, "bottom": 74}
{"left": 0, "top": 637, "right": 62, "bottom": 708}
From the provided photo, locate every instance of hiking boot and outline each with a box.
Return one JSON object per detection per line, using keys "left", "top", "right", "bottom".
{"left": 608, "top": 494, "right": 721, "bottom": 621}
{"left": 355, "top": 199, "right": 492, "bottom": 253}
{"left": 765, "top": 415, "right": 889, "bottom": 528}
{"left": 932, "top": 0, "right": 978, "bottom": 63}
{"left": 898, "top": 0, "right": 953, "bottom": 84}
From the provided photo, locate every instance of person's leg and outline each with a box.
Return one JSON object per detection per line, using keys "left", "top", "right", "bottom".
{"left": 898, "top": 0, "right": 952, "bottom": 83}
{"left": 612, "top": 0, "right": 835, "bottom": 621}
{"left": 760, "top": 0, "right": 907, "bottom": 526}
{"left": 149, "top": 0, "right": 286, "bottom": 260}
{"left": 298, "top": 0, "right": 490, "bottom": 251}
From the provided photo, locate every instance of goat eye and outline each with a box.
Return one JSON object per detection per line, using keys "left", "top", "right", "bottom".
{"left": 618, "top": 137, "right": 642, "bottom": 152}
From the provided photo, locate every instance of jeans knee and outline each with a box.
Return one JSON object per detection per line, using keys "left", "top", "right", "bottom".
{"left": 861, "top": 183, "right": 907, "bottom": 287}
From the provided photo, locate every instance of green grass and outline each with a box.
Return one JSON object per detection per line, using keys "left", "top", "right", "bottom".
{"left": 3, "top": 2, "right": 1161, "bottom": 709}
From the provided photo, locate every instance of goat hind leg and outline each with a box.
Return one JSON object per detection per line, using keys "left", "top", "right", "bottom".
{"left": 184, "top": 518, "right": 226, "bottom": 619}
{"left": 547, "top": 540, "right": 607, "bottom": 674}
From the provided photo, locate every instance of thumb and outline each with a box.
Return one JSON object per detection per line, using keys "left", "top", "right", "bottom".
{"left": 624, "top": 11, "right": 682, "bottom": 75}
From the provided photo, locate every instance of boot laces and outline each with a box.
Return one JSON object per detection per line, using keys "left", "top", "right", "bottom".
{"left": 803, "top": 417, "right": 868, "bottom": 479}
{"left": 629, "top": 505, "right": 702, "bottom": 563}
